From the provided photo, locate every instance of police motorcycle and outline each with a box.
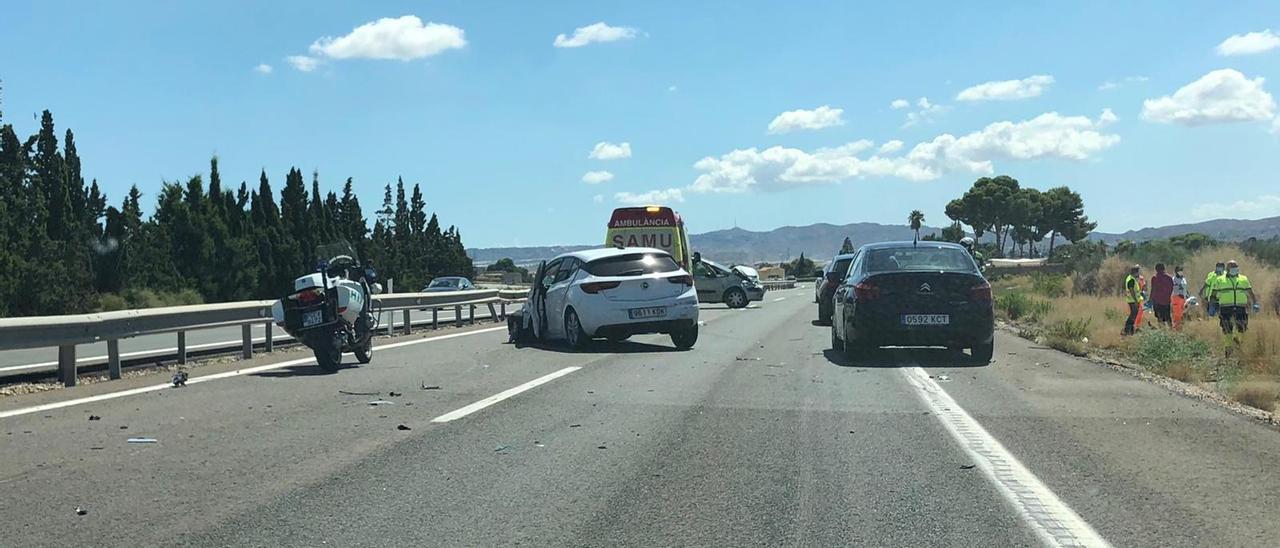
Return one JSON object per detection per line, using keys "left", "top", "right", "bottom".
{"left": 272, "top": 242, "right": 382, "bottom": 372}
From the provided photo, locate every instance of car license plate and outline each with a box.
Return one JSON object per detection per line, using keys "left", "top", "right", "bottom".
{"left": 303, "top": 310, "right": 324, "bottom": 327}
{"left": 902, "top": 314, "right": 949, "bottom": 326}
{"left": 629, "top": 306, "right": 667, "bottom": 319}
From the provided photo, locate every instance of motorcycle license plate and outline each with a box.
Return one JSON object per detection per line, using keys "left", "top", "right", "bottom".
{"left": 303, "top": 310, "right": 323, "bottom": 327}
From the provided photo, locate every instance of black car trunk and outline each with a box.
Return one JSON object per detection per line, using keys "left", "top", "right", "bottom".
{"left": 869, "top": 271, "right": 983, "bottom": 313}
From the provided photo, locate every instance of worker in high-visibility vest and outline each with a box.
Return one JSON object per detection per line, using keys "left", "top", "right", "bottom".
{"left": 1208, "top": 259, "right": 1259, "bottom": 355}
{"left": 1122, "top": 265, "right": 1142, "bottom": 336}
{"left": 1200, "top": 261, "right": 1225, "bottom": 317}
{"left": 1133, "top": 271, "right": 1148, "bottom": 329}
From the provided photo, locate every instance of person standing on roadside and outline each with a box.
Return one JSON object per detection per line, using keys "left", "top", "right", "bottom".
{"left": 1150, "top": 263, "right": 1174, "bottom": 327}
{"left": 1134, "top": 270, "right": 1149, "bottom": 329}
{"left": 1200, "top": 261, "right": 1225, "bottom": 317}
{"left": 1208, "top": 259, "right": 1259, "bottom": 355}
{"left": 1171, "top": 266, "right": 1190, "bottom": 330}
{"left": 1122, "top": 265, "right": 1142, "bottom": 336}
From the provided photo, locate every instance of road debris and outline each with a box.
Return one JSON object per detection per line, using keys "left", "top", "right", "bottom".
{"left": 736, "top": 357, "right": 762, "bottom": 361}
{"left": 396, "top": 424, "right": 411, "bottom": 431}
{"left": 171, "top": 370, "right": 188, "bottom": 387}
{"left": 534, "top": 441, "right": 545, "bottom": 447}
{"left": 597, "top": 445, "right": 607, "bottom": 450}
{"left": 494, "top": 445, "right": 509, "bottom": 453}
{"left": 937, "top": 375, "right": 951, "bottom": 382}
{"left": 367, "top": 400, "right": 395, "bottom": 406}
{"left": 569, "top": 424, "right": 582, "bottom": 428}
{"left": 88, "top": 415, "right": 101, "bottom": 421}
{"left": 339, "top": 390, "right": 380, "bottom": 396}
{"left": 421, "top": 383, "right": 441, "bottom": 390}
{"left": 89, "top": 446, "right": 104, "bottom": 450}
{"left": 118, "top": 426, "right": 128, "bottom": 430}
{"left": 75, "top": 506, "right": 87, "bottom": 516}
{"left": 388, "top": 392, "right": 403, "bottom": 397}
{"left": 126, "top": 437, "right": 157, "bottom": 444}
{"left": 959, "top": 464, "right": 976, "bottom": 470}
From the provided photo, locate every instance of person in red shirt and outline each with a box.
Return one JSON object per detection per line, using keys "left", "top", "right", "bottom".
{"left": 1149, "top": 263, "right": 1174, "bottom": 326}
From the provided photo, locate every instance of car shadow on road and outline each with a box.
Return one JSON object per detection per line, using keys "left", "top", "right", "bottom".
{"left": 251, "top": 363, "right": 359, "bottom": 378}
{"left": 510, "top": 339, "right": 681, "bottom": 354}
{"left": 822, "top": 347, "right": 990, "bottom": 369}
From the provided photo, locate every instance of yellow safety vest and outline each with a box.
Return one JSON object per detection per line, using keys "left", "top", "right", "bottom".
{"left": 1210, "top": 274, "right": 1252, "bottom": 307}
{"left": 1124, "top": 274, "right": 1140, "bottom": 303}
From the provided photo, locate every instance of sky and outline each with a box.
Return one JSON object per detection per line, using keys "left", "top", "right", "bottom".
{"left": 2, "top": 1, "right": 1279, "bottom": 248}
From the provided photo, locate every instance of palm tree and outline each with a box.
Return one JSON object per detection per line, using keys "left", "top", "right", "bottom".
{"left": 908, "top": 210, "right": 925, "bottom": 243}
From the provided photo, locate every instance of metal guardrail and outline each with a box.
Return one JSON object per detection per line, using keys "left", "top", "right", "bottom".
{"left": 761, "top": 280, "right": 797, "bottom": 290}
{"left": 0, "top": 289, "right": 528, "bottom": 387}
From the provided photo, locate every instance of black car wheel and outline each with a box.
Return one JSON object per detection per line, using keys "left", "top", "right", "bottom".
{"left": 830, "top": 323, "right": 844, "bottom": 351}
{"left": 670, "top": 324, "right": 698, "bottom": 350}
{"left": 971, "top": 341, "right": 994, "bottom": 363}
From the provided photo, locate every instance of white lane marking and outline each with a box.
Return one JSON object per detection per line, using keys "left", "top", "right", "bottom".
{"left": 900, "top": 366, "right": 1111, "bottom": 548}
{"left": 431, "top": 366, "right": 581, "bottom": 423}
{"left": 773, "top": 297, "right": 787, "bottom": 302}
{"left": 0, "top": 326, "right": 506, "bottom": 420}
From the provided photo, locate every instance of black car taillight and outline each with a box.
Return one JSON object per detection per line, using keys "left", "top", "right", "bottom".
{"left": 854, "top": 281, "right": 880, "bottom": 301}
{"left": 581, "top": 281, "right": 621, "bottom": 294}
{"left": 970, "top": 281, "right": 993, "bottom": 302}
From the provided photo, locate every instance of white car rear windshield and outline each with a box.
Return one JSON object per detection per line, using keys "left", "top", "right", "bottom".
{"left": 865, "top": 247, "right": 978, "bottom": 273}
{"left": 585, "top": 253, "right": 680, "bottom": 277}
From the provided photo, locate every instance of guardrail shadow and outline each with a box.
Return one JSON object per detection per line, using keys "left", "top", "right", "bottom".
{"left": 822, "top": 347, "right": 990, "bottom": 369}
{"left": 251, "top": 362, "right": 359, "bottom": 377}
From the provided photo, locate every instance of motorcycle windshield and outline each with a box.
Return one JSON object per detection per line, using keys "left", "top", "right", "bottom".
{"left": 315, "top": 241, "right": 359, "bottom": 269}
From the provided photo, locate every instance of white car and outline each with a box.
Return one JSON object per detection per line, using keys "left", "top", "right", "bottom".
{"left": 508, "top": 247, "right": 700, "bottom": 350}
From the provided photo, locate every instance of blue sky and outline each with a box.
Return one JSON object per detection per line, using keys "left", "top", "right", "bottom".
{"left": 2, "top": 1, "right": 1279, "bottom": 247}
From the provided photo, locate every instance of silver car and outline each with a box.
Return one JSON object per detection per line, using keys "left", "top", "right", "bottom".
{"left": 692, "top": 258, "right": 765, "bottom": 308}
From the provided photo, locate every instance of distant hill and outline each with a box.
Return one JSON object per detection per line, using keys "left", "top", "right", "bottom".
{"left": 1090, "top": 216, "right": 1280, "bottom": 244}
{"left": 468, "top": 222, "right": 943, "bottom": 266}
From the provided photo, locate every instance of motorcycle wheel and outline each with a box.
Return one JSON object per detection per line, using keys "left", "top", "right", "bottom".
{"left": 313, "top": 332, "right": 342, "bottom": 372}
{"left": 354, "top": 315, "right": 374, "bottom": 364}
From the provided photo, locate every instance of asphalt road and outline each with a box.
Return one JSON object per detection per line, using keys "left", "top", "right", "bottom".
{"left": 0, "top": 305, "right": 497, "bottom": 378}
{"left": 2, "top": 288, "right": 1278, "bottom": 547}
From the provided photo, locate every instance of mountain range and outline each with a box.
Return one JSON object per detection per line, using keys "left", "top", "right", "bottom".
{"left": 468, "top": 216, "right": 1280, "bottom": 266}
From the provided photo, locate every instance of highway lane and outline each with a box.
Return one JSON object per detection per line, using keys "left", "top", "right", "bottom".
{"left": 1, "top": 287, "right": 1278, "bottom": 547}
{"left": 0, "top": 304, "right": 505, "bottom": 377}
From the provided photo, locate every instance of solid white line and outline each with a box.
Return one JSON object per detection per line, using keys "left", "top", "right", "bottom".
{"left": 773, "top": 297, "right": 787, "bottom": 302}
{"left": 431, "top": 366, "right": 581, "bottom": 423}
{"left": 0, "top": 326, "right": 507, "bottom": 420}
{"left": 899, "top": 366, "right": 1111, "bottom": 548}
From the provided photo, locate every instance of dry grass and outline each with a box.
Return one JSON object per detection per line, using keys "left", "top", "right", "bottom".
{"left": 1164, "top": 363, "right": 1202, "bottom": 383}
{"left": 1230, "top": 379, "right": 1280, "bottom": 412}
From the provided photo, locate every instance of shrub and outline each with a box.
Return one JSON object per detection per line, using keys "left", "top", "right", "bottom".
{"left": 1031, "top": 273, "right": 1067, "bottom": 298}
{"left": 1047, "top": 317, "right": 1091, "bottom": 341}
{"left": 1093, "top": 256, "right": 1133, "bottom": 297}
{"left": 96, "top": 293, "right": 128, "bottom": 312}
{"left": 1046, "top": 336, "right": 1088, "bottom": 356}
{"left": 996, "top": 292, "right": 1032, "bottom": 321}
{"left": 1230, "top": 381, "right": 1279, "bottom": 412}
{"left": 122, "top": 288, "right": 205, "bottom": 309}
{"left": 1133, "top": 329, "right": 1210, "bottom": 372}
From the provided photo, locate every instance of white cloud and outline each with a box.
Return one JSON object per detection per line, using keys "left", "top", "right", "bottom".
{"left": 1098, "top": 75, "right": 1148, "bottom": 91}
{"left": 878, "top": 140, "right": 904, "bottom": 154}
{"left": 890, "top": 99, "right": 910, "bottom": 109}
{"left": 1216, "top": 29, "right": 1280, "bottom": 56}
{"left": 957, "top": 75, "right": 1055, "bottom": 101}
{"left": 766, "top": 105, "right": 846, "bottom": 134}
{"left": 1098, "top": 108, "right": 1118, "bottom": 126}
{"left": 689, "top": 110, "right": 1119, "bottom": 193}
{"left": 903, "top": 96, "right": 946, "bottom": 127}
{"left": 616, "top": 188, "right": 684, "bottom": 205}
{"left": 668, "top": 85, "right": 678, "bottom": 92}
{"left": 593, "top": 194, "right": 604, "bottom": 204}
{"left": 1192, "top": 195, "right": 1280, "bottom": 220}
{"left": 581, "top": 170, "right": 614, "bottom": 184}
{"left": 588, "top": 141, "right": 632, "bottom": 160}
{"left": 553, "top": 22, "right": 637, "bottom": 48}
{"left": 254, "top": 63, "right": 273, "bottom": 74}
{"left": 1141, "top": 69, "right": 1275, "bottom": 126}
{"left": 286, "top": 55, "right": 319, "bottom": 72}
{"left": 308, "top": 15, "right": 466, "bottom": 61}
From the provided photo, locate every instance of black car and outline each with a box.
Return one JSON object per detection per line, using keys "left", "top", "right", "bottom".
{"left": 816, "top": 252, "right": 859, "bottom": 325}
{"left": 830, "top": 241, "right": 994, "bottom": 362}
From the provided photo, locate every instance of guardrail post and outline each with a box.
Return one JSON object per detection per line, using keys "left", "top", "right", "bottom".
{"left": 264, "top": 322, "right": 274, "bottom": 352}
{"left": 469, "top": 305, "right": 476, "bottom": 324}
{"left": 455, "top": 305, "right": 463, "bottom": 327}
{"left": 500, "top": 301, "right": 507, "bottom": 320}
{"left": 177, "top": 331, "right": 187, "bottom": 364}
{"left": 241, "top": 324, "right": 253, "bottom": 359}
{"left": 387, "top": 310, "right": 395, "bottom": 336}
{"left": 487, "top": 303, "right": 498, "bottom": 323}
{"left": 58, "top": 345, "right": 77, "bottom": 387}
{"left": 402, "top": 309, "right": 411, "bottom": 335}
{"left": 107, "top": 339, "right": 121, "bottom": 380}
{"left": 432, "top": 308, "right": 439, "bottom": 330}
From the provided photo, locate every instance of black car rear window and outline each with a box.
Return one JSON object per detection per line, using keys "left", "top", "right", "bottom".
{"left": 865, "top": 247, "right": 977, "bottom": 273}
{"left": 831, "top": 258, "right": 852, "bottom": 277}
{"left": 584, "top": 253, "right": 680, "bottom": 277}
